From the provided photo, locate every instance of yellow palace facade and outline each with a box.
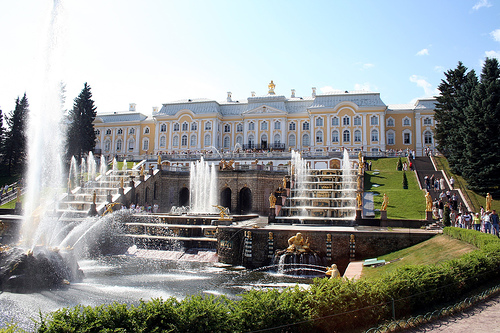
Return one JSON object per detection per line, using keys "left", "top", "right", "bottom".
{"left": 93, "top": 82, "right": 437, "bottom": 159}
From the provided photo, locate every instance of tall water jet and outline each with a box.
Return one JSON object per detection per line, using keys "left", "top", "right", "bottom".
{"left": 68, "top": 156, "right": 78, "bottom": 190}
{"left": 291, "top": 150, "right": 309, "bottom": 214}
{"left": 342, "top": 149, "right": 356, "bottom": 219}
{"left": 87, "top": 151, "right": 96, "bottom": 183}
{"left": 99, "top": 155, "right": 107, "bottom": 181}
{"left": 189, "top": 157, "right": 218, "bottom": 214}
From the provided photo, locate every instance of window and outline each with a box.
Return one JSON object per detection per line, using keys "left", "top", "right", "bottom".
{"left": 261, "top": 121, "right": 268, "bottom": 131}
{"left": 117, "top": 128, "right": 123, "bottom": 135}
{"left": 95, "top": 129, "right": 100, "bottom": 135}
{"left": 302, "top": 134, "right": 310, "bottom": 146}
{"left": 204, "top": 134, "right": 211, "bottom": 146}
{"left": 106, "top": 129, "right": 111, "bottom": 135}
{"left": 248, "top": 122, "right": 255, "bottom": 131}
{"left": 223, "top": 136, "right": 230, "bottom": 148}
{"left": 403, "top": 117, "right": 411, "bottom": 126}
{"left": 274, "top": 134, "right": 281, "bottom": 143}
{"left": 387, "top": 131, "right": 395, "bottom": 145}
{"left": 104, "top": 140, "right": 111, "bottom": 151}
{"left": 236, "top": 123, "right": 243, "bottom": 132}
{"left": 274, "top": 121, "right": 281, "bottom": 130}
{"left": 354, "top": 130, "right": 362, "bottom": 143}
{"left": 370, "top": 116, "right": 379, "bottom": 126}
{"left": 116, "top": 139, "right": 122, "bottom": 151}
{"left": 159, "top": 136, "right": 166, "bottom": 148}
{"left": 236, "top": 136, "right": 243, "bottom": 146}
{"left": 182, "top": 122, "right": 188, "bottom": 131}
{"left": 302, "top": 122, "right": 310, "bottom": 131}
{"left": 403, "top": 132, "right": 411, "bottom": 145}
{"left": 160, "top": 124, "right": 167, "bottom": 132}
{"left": 144, "top": 127, "right": 150, "bottom": 134}
{"left": 191, "top": 122, "right": 197, "bottom": 131}
{"left": 316, "top": 130, "right": 323, "bottom": 143}
{"left": 423, "top": 117, "right": 432, "bottom": 126}
{"left": 289, "top": 134, "right": 296, "bottom": 146}
{"left": 143, "top": 138, "right": 149, "bottom": 151}
{"left": 315, "top": 117, "right": 323, "bottom": 127}
{"left": 343, "top": 116, "right": 350, "bottom": 126}
{"left": 371, "top": 129, "right": 379, "bottom": 142}
{"left": 224, "top": 124, "right": 231, "bottom": 133}
{"left": 248, "top": 135, "right": 255, "bottom": 146}
{"left": 173, "top": 123, "right": 180, "bottom": 131}
{"left": 332, "top": 130, "right": 339, "bottom": 143}
{"left": 289, "top": 122, "right": 296, "bottom": 131}
{"left": 129, "top": 128, "right": 135, "bottom": 135}
{"left": 205, "top": 121, "right": 212, "bottom": 130}
{"left": 343, "top": 130, "right": 350, "bottom": 143}
{"left": 387, "top": 118, "right": 395, "bottom": 127}
{"left": 424, "top": 131, "right": 433, "bottom": 144}
{"left": 128, "top": 139, "right": 135, "bottom": 150}
{"left": 181, "top": 135, "right": 187, "bottom": 146}
{"left": 173, "top": 135, "right": 179, "bottom": 147}
{"left": 354, "top": 116, "right": 362, "bottom": 126}
{"left": 332, "top": 117, "right": 339, "bottom": 126}
{"left": 190, "top": 134, "right": 197, "bottom": 146}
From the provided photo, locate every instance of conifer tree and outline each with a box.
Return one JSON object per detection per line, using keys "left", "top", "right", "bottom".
{"left": 2, "top": 94, "right": 30, "bottom": 176}
{"left": 66, "top": 83, "right": 97, "bottom": 162}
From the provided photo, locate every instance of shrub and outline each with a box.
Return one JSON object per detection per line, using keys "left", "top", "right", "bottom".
{"left": 402, "top": 172, "right": 408, "bottom": 189}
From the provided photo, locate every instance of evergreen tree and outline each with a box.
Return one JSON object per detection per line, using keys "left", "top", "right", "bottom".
{"left": 2, "top": 94, "right": 30, "bottom": 176}
{"left": 434, "top": 62, "right": 477, "bottom": 175}
{"left": 462, "top": 58, "right": 500, "bottom": 193}
{"left": 0, "top": 108, "right": 4, "bottom": 150}
{"left": 66, "top": 83, "right": 97, "bottom": 162}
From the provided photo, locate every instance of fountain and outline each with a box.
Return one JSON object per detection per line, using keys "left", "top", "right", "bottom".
{"left": 189, "top": 156, "right": 218, "bottom": 214}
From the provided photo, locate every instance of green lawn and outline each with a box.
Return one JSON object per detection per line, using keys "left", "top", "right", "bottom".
{"left": 365, "top": 157, "right": 425, "bottom": 220}
{"left": 361, "top": 234, "right": 477, "bottom": 279}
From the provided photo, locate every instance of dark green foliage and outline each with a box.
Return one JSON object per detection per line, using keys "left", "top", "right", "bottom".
{"left": 443, "top": 204, "right": 451, "bottom": 226}
{"left": 402, "top": 172, "right": 408, "bottom": 189}
{"left": 66, "top": 82, "right": 97, "bottom": 163}
{"left": 1, "top": 94, "right": 29, "bottom": 176}
{"left": 397, "top": 157, "right": 402, "bottom": 171}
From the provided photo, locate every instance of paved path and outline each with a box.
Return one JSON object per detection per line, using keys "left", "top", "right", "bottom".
{"left": 405, "top": 293, "right": 500, "bottom": 332}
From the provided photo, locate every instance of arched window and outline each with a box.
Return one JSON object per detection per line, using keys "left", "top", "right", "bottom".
{"left": 223, "top": 136, "right": 230, "bottom": 148}
{"left": 302, "top": 134, "right": 310, "bottom": 146}
{"left": 423, "top": 117, "right": 433, "bottom": 126}
{"left": 159, "top": 136, "right": 166, "bottom": 148}
{"left": 106, "top": 129, "right": 111, "bottom": 135}
{"left": 332, "top": 117, "right": 339, "bottom": 126}
{"left": 248, "top": 122, "right": 255, "bottom": 131}
{"left": 289, "top": 122, "right": 296, "bottom": 131}
{"left": 191, "top": 122, "right": 197, "bottom": 131}
{"left": 117, "top": 128, "right": 123, "bottom": 135}
{"left": 387, "top": 118, "right": 395, "bottom": 127}
{"left": 143, "top": 138, "right": 149, "bottom": 151}
{"left": 403, "top": 117, "right": 411, "bottom": 127}
{"left": 354, "top": 116, "right": 362, "bottom": 126}
{"left": 403, "top": 131, "right": 412, "bottom": 145}
{"left": 173, "top": 135, "right": 179, "bottom": 147}
{"left": 248, "top": 134, "right": 255, "bottom": 147}
{"left": 424, "top": 131, "right": 433, "bottom": 144}
{"left": 173, "top": 123, "right": 179, "bottom": 131}
{"left": 302, "top": 122, "right": 310, "bottom": 131}
{"left": 316, "top": 130, "right": 323, "bottom": 143}
{"left": 236, "top": 135, "right": 243, "bottom": 146}
{"left": 354, "top": 130, "right": 362, "bottom": 142}
{"left": 116, "top": 139, "right": 122, "bottom": 151}
{"left": 224, "top": 124, "right": 231, "bottom": 133}
{"left": 274, "top": 121, "right": 281, "bottom": 130}
{"left": 104, "top": 140, "right": 111, "bottom": 152}
{"left": 343, "top": 130, "right": 350, "bottom": 143}
{"left": 190, "top": 134, "right": 197, "bottom": 146}
{"left": 160, "top": 124, "right": 167, "bottom": 132}
{"left": 289, "top": 134, "right": 296, "bottom": 146}
{"left": 343, "top": 116, "right": 350, "bottom": 126}
{"left": 387, "top": 131, "right": 395, "bottom": 145}
{"left": 205, "top": 121, "right": 212, "bottom": 130}
{"left": 144, "top": 127, "right": 150, "bottom": 134}
{"left": 236, "top": 123, "right": 243, "bottom": 132}
{"left": 274, "top": 134, "right": 281, "bottom": 144}
{"left": 315, "top": 117, "right": 323, "bottom": 127}
{"left": 332, "top": 130, "right": 339, "bottom": 143}
{"left": 181, "top": 135, "right": 188, "bottom": 146}
{"left": 204, "top": 134, "right": 211, "bottom": 146}
{"left": 182, "top": 122, "right": 188, "bottom": 131}
{"left": 261, "top": 121, "right": 268, "bottom": 131}
{"left": 95, "top": 129, "right": 100, "bottom": 135}
{"left": 370, "top": 116, "right": 379, "bottom": 126}
{"left": 371, "top": 129, "right": 379, "bottom": 142}
{"left": 128, "top": 139, "right": 135, "bottom": 150}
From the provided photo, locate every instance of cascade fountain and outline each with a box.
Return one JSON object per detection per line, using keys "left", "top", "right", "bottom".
{"left": 189, "top": 156, "right": 218, "bottom": 214}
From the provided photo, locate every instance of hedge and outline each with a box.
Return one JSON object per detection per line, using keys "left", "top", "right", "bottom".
{"left": 36, "top": 228, "right": 500, "bottom": 333}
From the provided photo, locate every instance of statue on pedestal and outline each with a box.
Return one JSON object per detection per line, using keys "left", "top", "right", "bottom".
{"left": 326, "top": 264, "right": 341, "bottom": 279}
{"left": 381, "top": 193, "right": 388, "bottom": 211}
{"left": 269, "top": 192, "right": 276, "bottom": 208}
{"left": 286, "top": 233, "right": 311, "bottom": 253}
{"left": 425, "top": 191, "right": 432, "bottom": 212}
{"left": 486, "top": 193, "right": 492, "bottom": 212}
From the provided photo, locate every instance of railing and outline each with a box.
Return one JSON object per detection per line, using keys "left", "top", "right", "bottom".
{"left": 0, "top": 181, "right": 23, "bottom": 206}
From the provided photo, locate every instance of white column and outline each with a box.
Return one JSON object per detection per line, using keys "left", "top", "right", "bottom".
{"left": 379, "top": 112, "right": 386, "bottom": 152}
{"left": 415, "top": 113, "right": 422, "bottom": 156}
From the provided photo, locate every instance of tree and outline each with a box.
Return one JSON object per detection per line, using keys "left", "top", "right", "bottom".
{"left": 2, "top": 94, "right": 30, "bottom": 176}
{"left": 462, "top": 58, "right": 500, "bottom": 193}
{"left": 66, "top": 83, "right": 97, "bottom": 162}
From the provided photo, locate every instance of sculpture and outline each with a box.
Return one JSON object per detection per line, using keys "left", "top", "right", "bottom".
{"left": 486, "top": 193, "right": 492, "bottom": 212}
{"left": 268, "top": 80, "right": 276, "bottom": 94}
{"left": 325, "top": 264, "right": 341, "bottom": 279}
{"left": 92, "top": 190, "right": 97, "bottom": 205}
{"left": 381, "top": 193, "right": 388, "bottom": 211}
{"left": 357, "top": 192, "right": 363, "bottom": 208}
{"left": 157, "top": 155, "right": 161, "bottom": 166}
{"left": 140, "top": 165, "right": 145, "bottom": 176}
{"left": 425, "top": 191, "right": 432, "bottom": 211}
{"left": 212, "top": 205, "right": 230, "bottom": 220}
{"left": 286, "top": 232, "right": 311, "bottom": 253}
{"left": 269, "top": 192, "right": 276, "bottom": 208}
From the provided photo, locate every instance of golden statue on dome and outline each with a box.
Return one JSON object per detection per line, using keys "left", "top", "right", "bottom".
{"left": 268, "top": 80, "right": 276, "bottom": 95}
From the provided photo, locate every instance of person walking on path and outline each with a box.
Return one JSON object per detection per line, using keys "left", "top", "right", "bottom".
{"left": 449, "top": 177, "right": 455, "bottom": 190}
{"left": 490, "top": 210, "right": 499, "bottom": 237}
{"left": 473, "top": 213, "right": 481, "bottom": 231}
{"left": 483, "top": 211, "right": 491, "bottom": 234}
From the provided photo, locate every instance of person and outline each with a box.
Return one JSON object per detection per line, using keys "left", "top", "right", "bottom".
{"left": 449, "top": 177, "right": 455, "bottom": 190}
{"left": 438, "top": 200, "right": 444, "bottom": 219}
{"left": 463, "top": 211, "right": 472, "bottom": 229}
{"left": 440, "top": 178, "right": 445, "bottom": 191}
{"left": 483, "top": 211, "right": 491, "bottom": 234}
{"left": 473, "top": 213, "right": 481, "bottom": 231}
{"left": 491, "top": 210, "right": 499, "bottom": 237}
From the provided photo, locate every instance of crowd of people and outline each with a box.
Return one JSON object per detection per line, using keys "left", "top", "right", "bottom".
{"left": 451, "top": 208, "right": 499, "bottom": 236}
{"left": 127, "top": 203, "right": 159, "bottom": 213}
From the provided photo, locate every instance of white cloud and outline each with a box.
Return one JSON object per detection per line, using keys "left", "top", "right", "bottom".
{"left": 354, "top": 82, "right": 374, "bottom": 91}
{"left": 361, "top": 63, "right": 374, "bottom": 70}
{"left": 485, "top": 50, "right": 500, "bottom": 60}
{"left": 416, "top": 48, "right": 429, "bottom": 56}
{"left": 434, "top": 65, "right": 445, "bottom": 73}
{"left": 409, "top": 75, "right": 438, "bottom": 97}
{"left": 491, "top": 29, "right": 500, "bottom": 42}
{"left": 473, "top": 0, "right": 492, "bottom": 10}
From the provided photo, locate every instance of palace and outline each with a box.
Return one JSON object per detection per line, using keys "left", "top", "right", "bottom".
{"left": 93, "top": 82, "right": 436, "bottom": 160}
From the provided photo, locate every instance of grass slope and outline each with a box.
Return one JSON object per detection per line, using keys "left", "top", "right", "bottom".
{"left": 361, "top": 234, "right": 476, "bottom": 279}
{"left": 365, "top": 157, "right": 425, "bottom": 220}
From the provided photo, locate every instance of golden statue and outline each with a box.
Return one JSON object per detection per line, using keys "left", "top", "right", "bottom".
{"left": 213, "top": 205, "right": 231, "bottom": 220}
{"left": 92, "top": 190, "right": 97, "bottom": 205}
{"left": 356, "top": 192, "right": 363, "bottom": 208}
{"left": 120, "top": 177, "right": 124, "bottom": 189}
{"left": 286, "top": 232, "right": 311, "bottom": 253}
{"left": 268, "top": 80, "right": 276, "bottom": 94}
{"left": 268, "top": 232, "right": 273, "bottom": 240}
{"left": 157, "top": 155, "right": 161, "bottom": 166}
{"left": 269, "top": 192, "right": 276, "bottom": 208}
{"left": 358, "top": 151, "right": 363, "bottom": 164}
{"left": 326, "top": 234, "right": 331, "bottom": 242}
{"left": 381, "top": 193, "right": 388, "bottom": 211}
{"left": 425, "top": 191, "right": 433, "bottom": 211}
{"left": 140, "top": 165, "right": 145, "bottom": 176}
{"left": 102, "top": 202, "right": 121, "bottom": 216}
{"left": 326, "top": 264, "right": 341, "bottom": 279}
{"left": 350, "top": 234, "right": 355, "bottom": 243}
{"left": 486, "top": 193, "right": 492, "bottom": 212}
{"left": 357, "top": 176, "right": 362, "bottom": 190}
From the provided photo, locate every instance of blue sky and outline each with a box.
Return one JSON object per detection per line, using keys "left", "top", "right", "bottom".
{"left": 0, "top": 0, "right": 499, "bottom": 116}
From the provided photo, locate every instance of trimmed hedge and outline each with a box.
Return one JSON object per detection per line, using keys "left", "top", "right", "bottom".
{"left": 37, "top": 228, "right": 500, "bottom": 333}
